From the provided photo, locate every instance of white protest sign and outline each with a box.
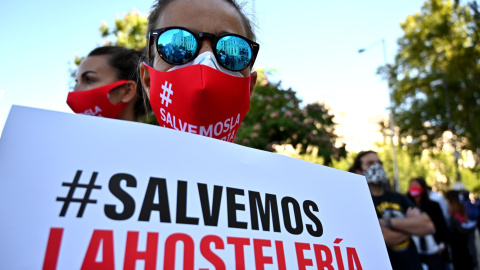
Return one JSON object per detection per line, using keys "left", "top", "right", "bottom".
{"left": 0, "top": 106, "right": 391, "bottom": 269}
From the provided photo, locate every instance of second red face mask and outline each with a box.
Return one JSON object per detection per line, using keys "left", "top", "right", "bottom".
{"left": 409, "top": 186, "right": 423, "bottom": 197}
{"left": 67, "top": 80, "right": 129, "bottom": 119}
{"left": 145, "top": 64, "right": 251, "bottom": 142}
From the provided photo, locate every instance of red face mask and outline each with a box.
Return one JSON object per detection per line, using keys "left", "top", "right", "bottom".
{"left": 145, "top": 64, "right": 251, "bottom": 142}
{"left": 67, "top": 80, "right": 128, "bottom": 118}
{"left": 409, "top": 186, "right": 423, "bottom": 197}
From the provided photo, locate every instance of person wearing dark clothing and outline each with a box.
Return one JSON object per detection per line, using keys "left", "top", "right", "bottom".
{"left": 373, "top": 190, "right": 425, "bottom": 270}
{"left": 407, "top": 178, "right": 449, "bottom": 270}
{"left": 461, "top": 191, "right": 480, "bottom": 270}
{"left": 350, "top": 151, "right": 435, "bottom": 270}
{"left": 446, "top": 190, "right": 474, "bottom": 270}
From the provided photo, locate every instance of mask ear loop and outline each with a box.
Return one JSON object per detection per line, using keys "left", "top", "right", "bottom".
{"left": 105, "top": 80, "right": 130, "bottom": 105}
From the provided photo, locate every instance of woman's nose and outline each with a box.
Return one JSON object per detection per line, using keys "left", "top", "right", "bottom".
{"left": 197, "top": 38, "right": 214, "bottom": 55}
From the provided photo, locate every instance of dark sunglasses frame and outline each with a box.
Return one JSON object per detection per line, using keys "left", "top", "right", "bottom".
{"left": 147, "top": 26, "right": 260, "bottom": 72}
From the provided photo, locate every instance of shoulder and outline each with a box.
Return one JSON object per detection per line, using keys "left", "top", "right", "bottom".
{"left": 422, "top": 199, "right": 442, "bottom": 215}
{"left": 385, "top": 190, "right": 409, "bottom": 200}
{"left": 424, "top": 199, "right": 441, "bottom": 209}
{"left": 373, "top": 191, "right": 410, "bottom": 208}
{"left": 386, "top": 190, "right": 416, "bottom": 208}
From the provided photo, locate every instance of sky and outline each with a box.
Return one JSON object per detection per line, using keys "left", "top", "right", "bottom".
{"left": 0, "top": 0, "right": 427, "bottom": 135}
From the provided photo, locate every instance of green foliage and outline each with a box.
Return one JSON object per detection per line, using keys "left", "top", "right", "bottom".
{"left": 462, "top": 169, "right": 480, "bottom": 192}
{"left": 99, "top": 10, "right": 147, "bottom": 50}
{"left": 385, "top": 0, "right": 480, "bottom": 167}
{"left": 234, "top": 70, "right": 346, "bottom": 165}
{"left": 327, "top": 145, "right": 430, "bottom": 193}
{"left": 326, "top": 140, "right": 480, "bottom": 193}
{"left": 70, "top": 10, "right": 148, "bottom": 87}
{"left": 330, "top": 153, "right": 356, "bottom": 172}
{"left": 378, "top": 147, "right": 425, "bottom": 193}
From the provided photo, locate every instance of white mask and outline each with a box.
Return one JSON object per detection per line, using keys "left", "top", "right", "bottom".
{"left": 362, "top": 163, "right": 388, "bottom": 185}
{"left": 167, "top": 51, "right": 244, "bottom": 77}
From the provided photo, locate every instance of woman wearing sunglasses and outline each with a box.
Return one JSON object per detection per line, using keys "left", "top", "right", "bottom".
{"left": 68, "top": 46, "right": 147, "bottom": 121}
{"left": 140, "top": 0, "right": 259, "bottom": 142}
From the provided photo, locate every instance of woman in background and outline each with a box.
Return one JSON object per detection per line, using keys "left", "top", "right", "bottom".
{"left": 407, "top": 177, "right": 449, "bottom": 269}
{"left": 68, "top": 46, "right": 147, "bottom": 121}
{"left": 445, "top": 190, "right": 474, "bottom": 270}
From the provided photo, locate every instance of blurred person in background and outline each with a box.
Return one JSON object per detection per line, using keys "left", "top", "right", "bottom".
{"left": 407, "top": 177, "right": 449, "bottom": 270}
{"left": 428, "top": 186, "right": 450, "bottom": 225}
{"left": 445, "top": 190, "right": 474, "bottom": 270}
{"left": 460, "top": 190, "right": 479, "bottom": 270}
{"left": 350, "top": 151, "right": 435, "bottom": 270}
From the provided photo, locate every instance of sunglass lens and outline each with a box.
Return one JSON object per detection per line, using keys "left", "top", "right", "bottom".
{"left": 157, "top": 29, "right": 197, "bottom": 65}
{"left": 216, "top": 36, "right": 252, "bottom": 71}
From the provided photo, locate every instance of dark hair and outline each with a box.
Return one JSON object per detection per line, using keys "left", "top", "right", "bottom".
{"left": 445, "top": 190, "right": 467, "bottom": 220}
{"left": 88, "top": 46, "right": 148, "bottom": 120}
{"left": 145, "top": 0, "right": 256, "bottom": 65}
{"left": 349, "top": 150, "right": 377, "bottom": 173}
{"left": 407, "top": 177, "right": 431, "bottom": 207}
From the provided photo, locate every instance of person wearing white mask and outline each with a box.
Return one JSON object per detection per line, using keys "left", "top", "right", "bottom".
{"left": 140, "top": 0, "right": 259, "bottom": 142}
{"left": 349, "top": 151, "right": 435, "bottom": 270}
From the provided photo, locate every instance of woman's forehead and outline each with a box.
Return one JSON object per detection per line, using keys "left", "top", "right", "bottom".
{"left": 77, "top": 55, "right": 115, "bottom": 76}
{"left": 361, "top": 153, "right": 380, "bottom": 163}
{"left": 410, "top": 180, "right": 420, "bottom": 186}
{"left": 79, "top": 55, "right": 109, "bottom": 69}
{"left": 155, "top": 0, "right": 247, "bottom": 36}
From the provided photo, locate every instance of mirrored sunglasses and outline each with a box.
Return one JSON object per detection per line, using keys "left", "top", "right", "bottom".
{"left": 148, "top": 27, "right": 259, "bottom": 72}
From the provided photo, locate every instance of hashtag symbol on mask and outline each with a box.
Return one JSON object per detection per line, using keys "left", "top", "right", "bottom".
{"left": 56, "top": 170, "right": 102, "bottom": 218}
{"left": 160, "top": 81, "right": 173, "bottom": 107}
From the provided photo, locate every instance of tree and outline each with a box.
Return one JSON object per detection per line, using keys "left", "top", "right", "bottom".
{"left": 328, "top": 140, "right": 480, "bottom": 193}
{"left": 234, "top": 70, "right": 346, "bottom": 165}
{"left": 99, "top": 10, "right": 147, "bottom": 50}
{"left": 386, "top": 0, "right": 480, "bottom": 168}
{"left": 70, "top": 10, "right": 147, "bottom": 84}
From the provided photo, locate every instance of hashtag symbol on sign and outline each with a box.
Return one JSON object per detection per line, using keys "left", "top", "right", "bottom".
{"left": 160, "top": 81, "right": 173, "bottom": 107}
{"left": 56, "top": 170, "right": 102, "bottom": 218}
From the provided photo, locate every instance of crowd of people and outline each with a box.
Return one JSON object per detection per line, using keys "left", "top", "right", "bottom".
{"left": 350, "top": 150, "right": 480, "bottom": 270}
